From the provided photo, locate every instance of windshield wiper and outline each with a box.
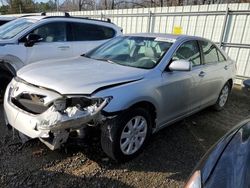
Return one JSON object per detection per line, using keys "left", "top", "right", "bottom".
{"left": 81, "top": 55, "right": 117, "bottom": 65}
{"left": 92, "top": 58, "right": 117, "bottom": 64}
{"left": 107, "top": 59, "right": 116, "bottom": 64}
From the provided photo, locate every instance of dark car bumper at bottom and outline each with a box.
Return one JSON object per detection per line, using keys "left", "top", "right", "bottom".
{"left": 185, "top": 119, "right": 250, "bottom": 188}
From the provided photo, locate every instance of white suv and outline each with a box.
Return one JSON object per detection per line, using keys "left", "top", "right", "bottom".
{"left": 0, "top": 14, "right": 122, "bottom": 97}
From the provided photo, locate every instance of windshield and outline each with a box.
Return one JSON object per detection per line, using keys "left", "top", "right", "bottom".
{"left": 86, "top": 36, "right": 173, "bottom": 69}
{"left": 0, "top": 18, "right": 37, "bottom": 40}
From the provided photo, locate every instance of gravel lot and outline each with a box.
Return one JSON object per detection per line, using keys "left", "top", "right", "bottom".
{"left": 0, "top": 86, "right": 250, "bottom": 188}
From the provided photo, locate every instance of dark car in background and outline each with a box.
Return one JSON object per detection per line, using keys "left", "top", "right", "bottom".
{"left": 0, "top": 16, "right": 16, "bottom": 26}
{"left": 243, "top": 79, "right": 250, "bottom": 95}
{"left": 185, "top": 119, "right": 250, "bottom": 188}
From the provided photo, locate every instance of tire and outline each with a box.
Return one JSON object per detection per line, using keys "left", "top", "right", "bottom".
{"left": 213, "top": 82, "right": 231, "bottom": 111}
{"left": 0, "top": 71, "right": 13, "bottom": 101}
{"left": 101, "top": 107, "right": 153, "bottom": 162}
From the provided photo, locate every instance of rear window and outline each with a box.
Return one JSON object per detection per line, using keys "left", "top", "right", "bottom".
{"left": 71, "top": 22, "right": 115, "bottom": 41}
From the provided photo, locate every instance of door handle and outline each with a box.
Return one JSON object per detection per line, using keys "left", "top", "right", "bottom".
{"left": 224, "top": 65, "right": 228, "bottom": 70}
{"left": 58, "top": 46, "right": 70, "bottom": 50}
{"left": 199, "top": 71, "right": 206, "bottom": 77}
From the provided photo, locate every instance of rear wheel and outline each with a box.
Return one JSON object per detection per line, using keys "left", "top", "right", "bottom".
{"left": 213, "top": 82, "right": 230, "bottom": 111}
{"left": 101, "top": 108, "right": 152, "bottom": 162}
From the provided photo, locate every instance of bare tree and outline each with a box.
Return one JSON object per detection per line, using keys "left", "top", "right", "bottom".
{"left": 78, "top": 0, "right": 94, "bottom": 11}
{"left": 60, "top": 0, "right": 94, "bottom": 11}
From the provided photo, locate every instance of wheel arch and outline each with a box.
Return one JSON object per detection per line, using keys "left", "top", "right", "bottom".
{"left": 227, "top": 78, "right": 233, "bottom": 90}
{"left": 128, "top": 101, "right": 157, "bottom": 129}
{"left": 0, "top": 54, "right": 25, "bottom": 76}
{"left": 0, "top": 60, "right": 17, "bottom": 77}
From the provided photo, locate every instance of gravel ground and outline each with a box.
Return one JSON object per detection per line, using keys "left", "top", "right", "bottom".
{"left": 0, "top": 86, "right": 250, "bottom": 188}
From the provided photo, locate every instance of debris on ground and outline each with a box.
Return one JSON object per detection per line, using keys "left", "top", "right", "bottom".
{"left": 0, "top": 87, "right": 249, "bottom": 188}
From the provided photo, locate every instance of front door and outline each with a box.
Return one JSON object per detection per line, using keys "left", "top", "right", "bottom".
{"left": 159, "top": 40, "right": 203, "bottom": 123}
{"left": 23, "top": 22, "right": 73, "bottom": 64}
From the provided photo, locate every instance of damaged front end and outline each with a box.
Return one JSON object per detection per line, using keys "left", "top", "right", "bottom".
{"left": 4, "top": 78, "right": 112, "bottom": 150}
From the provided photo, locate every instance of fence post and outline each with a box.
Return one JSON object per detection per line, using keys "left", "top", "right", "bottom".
{"left": 151, "top": 13, "right": 156, "bottom": 33}
{"left": 219, "top": 7, "right": 229, "bottom": 47}
{"left": 147, "top": 11, "right": 152, "bottom": 33}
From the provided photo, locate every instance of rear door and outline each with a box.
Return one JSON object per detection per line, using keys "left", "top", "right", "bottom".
{"left": 69, "top": 22, "right": 116, "bottom": 56}
{"left": 198, "top": 40, "right": 227, "bottom": 106}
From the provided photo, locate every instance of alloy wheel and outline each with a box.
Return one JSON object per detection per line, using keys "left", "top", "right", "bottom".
{"left": 219, "top": 85, "right": 229, "bottom": 107}
{"left": 120, "top": 116, "right": 148, "bottom": 155}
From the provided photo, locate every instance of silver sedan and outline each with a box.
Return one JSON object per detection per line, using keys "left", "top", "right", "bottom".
{"left": 4, "top": 34, "right": 235, "bottom": 162}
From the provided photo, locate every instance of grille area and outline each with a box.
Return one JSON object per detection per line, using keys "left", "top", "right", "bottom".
{"left": 11, "top": 93, "right": 49, "bottom": 114}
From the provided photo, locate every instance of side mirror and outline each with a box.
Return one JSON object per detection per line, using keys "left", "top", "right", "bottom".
{"left": 25, "top": 33, "right": 43, "bottom": 47}
{"left": 169, "top": 59, "right": 192, "bottom": 71}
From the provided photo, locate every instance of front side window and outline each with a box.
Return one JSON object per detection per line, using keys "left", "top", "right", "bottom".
{"left": 71, "top": 22, "right": 115, "bottom": 41}
{"left": 30, "top": 22, "right": 67, "bottom": 42}
{"left": 172, "top": 40, "right": 201, "bottom": 66}
{"left": 201, "top": 41, "right": 220, "bottom": 64}
{"left": 86, "top": 36, "right": 173, "bottom": 69}
{"left": 0, "top": 18, "right": 37, "bottom": 39}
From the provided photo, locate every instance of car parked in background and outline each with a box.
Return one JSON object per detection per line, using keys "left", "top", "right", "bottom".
{"left": 0, "top": 13, "right": 122, "bottom": 98}
{"left": 243, "top": 78, "right": 250, "bottom": 95}
{"left": 0, "top": 16, "right": 16, "bottom": 26}
{"left": 4, "top": 34, "right": 235, "bottom": 162}
{"left": 185, "top": 119, "right": 250, "bottom": 188}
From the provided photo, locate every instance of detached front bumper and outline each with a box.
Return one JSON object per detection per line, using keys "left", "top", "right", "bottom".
{"left": 4, "top": 78, "right": 110, "bottom": 150}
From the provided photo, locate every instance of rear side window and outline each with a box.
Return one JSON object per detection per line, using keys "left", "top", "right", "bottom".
{"left": 71, "top": 22, "right": 115, "bottom": 41}
{"left": 201, "top": 41, "right": 221, "bottom": 64}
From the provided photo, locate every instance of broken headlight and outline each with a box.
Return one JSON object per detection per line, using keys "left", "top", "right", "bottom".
{"left": 53, "top": 96, "right": 112, "bottom": 112}
{"left": 53, "top": 98, "right": 67, "bottom": 112}
{"left": 66, "top": 97, "right": 96, "bottom": 108}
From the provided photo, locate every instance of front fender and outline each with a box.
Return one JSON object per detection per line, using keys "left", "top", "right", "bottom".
{"left": 92, "top": 78, "right": 161, "bottom": 116}
{"left": 0, "top": 55, "right": 25, "bottom": 75}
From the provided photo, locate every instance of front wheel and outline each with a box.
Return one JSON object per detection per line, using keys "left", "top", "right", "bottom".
{"left": 101, "top": 108, "right": 152, "bottom": 162}
{"left": 0, "top": 71, "right": 12, "bottom": 102}
{"left": 213, "top": 82, "right": 230, "bottom": 111}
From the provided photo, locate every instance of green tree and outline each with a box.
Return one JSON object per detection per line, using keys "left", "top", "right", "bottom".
{"left": 8, "top": 0, "right": 36, "bottom": 13}
{"left": 35, "top": 0, "right": 56, "bottom": 12}
{"left": 0, "top": 5, "right": 9, "bottom": 14}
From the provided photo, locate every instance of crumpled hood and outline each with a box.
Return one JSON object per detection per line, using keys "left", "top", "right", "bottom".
{"left": 17, "top": 56, "right": 147, "bottom": 94}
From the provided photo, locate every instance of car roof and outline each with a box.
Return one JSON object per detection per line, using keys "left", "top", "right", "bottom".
{"left": 19, "top": 16, "right": 46, "bottom": 20}
{"left": 19, "top": 15, "right": 115, "bottom": 25}
{"left": 125, "top": 33, "right": 206, "bottom": 41}
{"left": 0, "top": 16, "right": 16, "bottom": 21}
